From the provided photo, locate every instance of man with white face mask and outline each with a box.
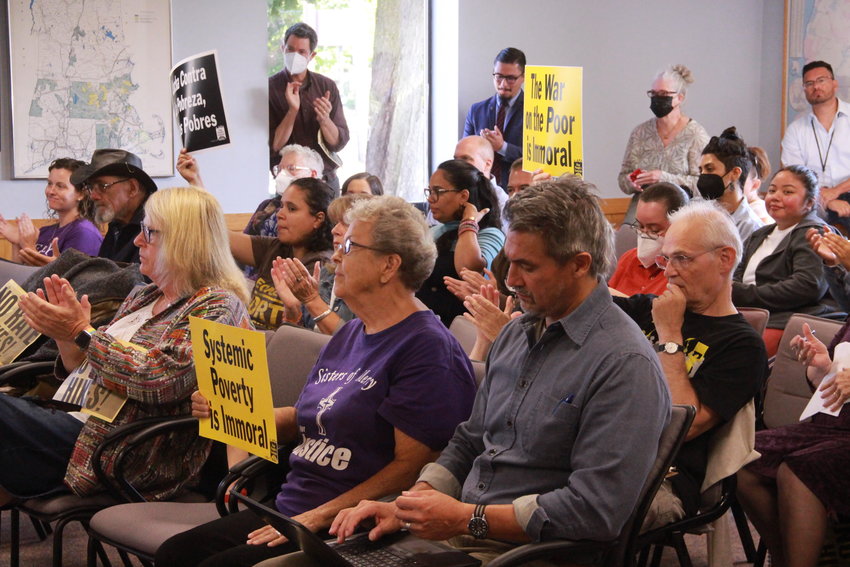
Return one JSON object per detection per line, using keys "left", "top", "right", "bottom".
{"left": 269, "top": 22, "right": 349, "bottom": 191}
{"left": 246, "top": 144, "right": 324, "bottom": 242}
{"left": 609, "top": 182, "right": 688, "bottom": 296}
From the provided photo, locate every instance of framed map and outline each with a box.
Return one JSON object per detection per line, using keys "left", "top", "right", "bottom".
{"left": 7, "top": 0, "right": 173, "bottom": 178}
{"left": 783, "top": 0, "right": 850, "bottom": 130}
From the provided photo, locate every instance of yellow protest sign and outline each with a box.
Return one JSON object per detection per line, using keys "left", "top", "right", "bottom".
{"left": 523, "top": 65, "right": 583, "bottom": 177}
{"left": 190, "top": 317, "right": 278, "bottom": 463}
{"left": 0, "top": 279, "right": 41, "bottom": 364}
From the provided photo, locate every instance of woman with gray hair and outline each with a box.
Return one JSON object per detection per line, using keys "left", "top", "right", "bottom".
{"left": 156, "top": 195, "right": 477, "bottom": 567}
{"left": 618, "top": 64, "right": 709, "bottom": 221}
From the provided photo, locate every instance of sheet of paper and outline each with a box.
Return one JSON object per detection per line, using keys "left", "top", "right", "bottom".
{"left": 53, "top": 360, "right": 94, "bottom": 406}
{"left": 800, "top": 342, "right": 850, "bottom": 420}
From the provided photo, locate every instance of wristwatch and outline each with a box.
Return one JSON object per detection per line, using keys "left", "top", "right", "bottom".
{"left": 467, "top": 504, "right": 489, "bottom": 539}
{"left": 655, "top": 341, "right": 684, "bottom": 355}
{"left": 74, "top": 326, "right": 96, "bottom": 351}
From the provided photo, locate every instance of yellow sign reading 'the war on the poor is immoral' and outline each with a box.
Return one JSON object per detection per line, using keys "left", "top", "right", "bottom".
{"left": 190, "top": 317, "right": 278, "bottom": 463}
{"left": 523, "top": 65, "right": 583, "bottom": 177}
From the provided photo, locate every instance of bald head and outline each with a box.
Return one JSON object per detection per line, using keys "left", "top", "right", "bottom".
{"left": 454, "top": 136, "right": 494, "bottom": 177}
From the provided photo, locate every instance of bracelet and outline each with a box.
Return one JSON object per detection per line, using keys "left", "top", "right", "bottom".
{"left": 313, "top": 307, "right": 333, "bottom": 323}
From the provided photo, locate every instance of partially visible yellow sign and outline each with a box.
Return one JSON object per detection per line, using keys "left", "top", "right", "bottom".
{"left": 190, "top": 317, "right": 278, "bottom": 463}
{"left": 523, "top": 65, "right": 583, "bottom": 177}
{"left": 0, "top": 279, "right": 41, "bottom": 364}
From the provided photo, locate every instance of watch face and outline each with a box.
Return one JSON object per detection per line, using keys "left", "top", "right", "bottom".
{"left": 74, "top": 329, "right": 93, "bottom": 350}
{"left": 665, "top": 343, "right": 678, "bottom": 354}
{"left": 468, "top": 516, "right": 488, "bottom": 539}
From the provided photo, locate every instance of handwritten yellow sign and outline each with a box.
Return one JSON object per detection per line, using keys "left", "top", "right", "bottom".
{"left": 190, "top": 317, "right": 278, "bottom": 463}
{"left": 0, "top": 279, "right": 41, "bottom": 364}
{"left": 523, "top": 65, "right": 583, "bottom": 177}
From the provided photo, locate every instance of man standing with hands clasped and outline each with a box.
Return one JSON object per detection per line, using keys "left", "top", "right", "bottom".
{"left": 463, "top": 48, "right": 526, "bottom": 189}
{"left": 269, "top": 22, "right": 349, "bottom": 191}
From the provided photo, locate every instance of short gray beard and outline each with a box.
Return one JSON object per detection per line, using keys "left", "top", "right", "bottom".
{"left": 95, "top": 205, "right": 115, "bottom": 224}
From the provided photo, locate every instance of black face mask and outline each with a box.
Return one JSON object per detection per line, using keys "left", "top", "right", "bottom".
{"left": 697, "top": 174, "right": 728, "bottom": 200}
{"left": 650, "top": 95, "right": 674, "bottom": 118}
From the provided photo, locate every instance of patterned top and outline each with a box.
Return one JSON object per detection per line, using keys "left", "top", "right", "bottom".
{"left": 618, "top": 118, "right": 709, "bottom": 195}
{"left": 62, "top": 283, "right": 252, "bottom": 500}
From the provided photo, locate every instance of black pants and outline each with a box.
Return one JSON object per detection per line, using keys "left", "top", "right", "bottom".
{"left": 154, "top": 509, "right": 298, "bottom": 567}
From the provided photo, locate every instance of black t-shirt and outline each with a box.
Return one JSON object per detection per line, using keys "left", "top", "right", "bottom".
{"left": 614, "top": 294, "right": 767, "bottom": 514}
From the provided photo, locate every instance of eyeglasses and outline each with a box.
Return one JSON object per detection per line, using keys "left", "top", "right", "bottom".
{"left": 342, "top": 237, "right": 387, "bottom": 255}
{"left": 272, "top": 164, "right": 313, "bottom": 177}
{"left": 493, "top": 73, "right": 521, "bottom": 84}
{"left": 803, "top": 76, "right": 833, "bottom": 89}
{"left": 424, "top": 187, "right": 463, "bottom": 202}
{"left": 139, "top": 222, "right": 161, "bottom": 243}
{"left": 646, "top": 90, "right": 678, "bottom": 98}
{"left": 655, "top": 246, "right": 724, "bottom": 270}
{"left": 625, "top": 221, "right": 664, "bottom": 241}
{"left": 84, "top": 178, "right": 131, "bottom": 194}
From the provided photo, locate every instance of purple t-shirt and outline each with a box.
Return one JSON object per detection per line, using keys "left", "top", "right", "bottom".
{"left": 36, "top": 218, "right": 103, "bottom": 257}
{"left": 276, "top": 310, "right": 476, "bottom": 516}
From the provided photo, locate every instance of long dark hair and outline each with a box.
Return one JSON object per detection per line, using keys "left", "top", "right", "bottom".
{"left": 289, "top": 177, "right": 334, "bottom": 253}
{"left": 47, "top": 158, "right": 96, "bottom": 223}
{"left": 435, "top": 159, "right": 502, "bottom": 230}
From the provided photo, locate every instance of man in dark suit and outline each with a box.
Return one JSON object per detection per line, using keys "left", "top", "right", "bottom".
{"left": 463, "top": 47, "right": 526, "bottom": 188}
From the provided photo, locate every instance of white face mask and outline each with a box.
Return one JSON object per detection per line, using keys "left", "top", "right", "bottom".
{"left": 636, "top": 235, "right": 665, "bottom": 269}
{"left": 284, "top": 52, "right": 309, "bottom": 75}
{"left": 275, "top": 171, "right": 297, "bottom": 196}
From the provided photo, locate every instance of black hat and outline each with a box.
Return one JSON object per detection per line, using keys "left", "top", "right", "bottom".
{"left": 71, "top": 149, "right": 157, "bottom": 194}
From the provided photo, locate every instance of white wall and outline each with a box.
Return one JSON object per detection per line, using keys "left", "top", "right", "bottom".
{"left": 1, "top": 0, "right": 788, "bottom": 212}
{"left": 0, "top": 0, "right": 268, "bottom": 216}
{"left": 450, "top": 0, "right": 786, "bottom": 198}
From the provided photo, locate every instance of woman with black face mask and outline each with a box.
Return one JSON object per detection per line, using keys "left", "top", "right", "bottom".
{"left": 697, "top": 126, "right": 765, "bottom": 243}
{"left": 618, "top": 64, "right": 709, "bottom": 222}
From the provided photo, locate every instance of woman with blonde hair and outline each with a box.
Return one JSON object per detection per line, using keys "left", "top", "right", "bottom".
{"left": 2, "top": 186, "right": 251, "bottom": 505}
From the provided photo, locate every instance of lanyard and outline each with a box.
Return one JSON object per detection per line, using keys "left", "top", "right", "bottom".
{"left": 811, "top": 117, "right": 837, "bottom": 173}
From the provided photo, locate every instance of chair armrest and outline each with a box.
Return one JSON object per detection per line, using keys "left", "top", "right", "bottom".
{"left": 215, "top": 444, "right": 296, "bottom": 515}
{"left": 487, "top": 539, "right": 611, "bottom": 566}
{"left": 226, "top": 456, "right": 282, "bottom": 515}
{"left": 92, "top": 415, "right": 200, "bottom": 502}
{"left": 214, "top": 455, "right": 265, "bottom": 516}
{"left": 0, "top": 360, "right": 56, "bottom": 386}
